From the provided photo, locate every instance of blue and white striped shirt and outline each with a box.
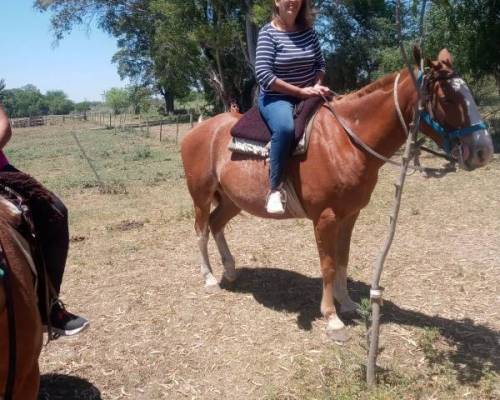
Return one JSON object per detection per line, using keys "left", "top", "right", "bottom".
{"left": 255, "top": 23, "right": 326, "bottom": 96}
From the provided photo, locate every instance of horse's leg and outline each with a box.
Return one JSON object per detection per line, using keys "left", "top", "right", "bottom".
{"left": 313, "top": 209, "right": 348, "bottom": 342}
{"left": 334, "top": 212, "right": 360, "bottom": 315}
{"left": 194, "top": 202, "right": 219, "bottom": 290}
{"left": 209, "top": 192, "right": 241, "bottom": 283}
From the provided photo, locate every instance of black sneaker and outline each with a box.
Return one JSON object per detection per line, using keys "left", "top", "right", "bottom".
{"left": 49, "top": 302, "right": 89, "bottom": 337}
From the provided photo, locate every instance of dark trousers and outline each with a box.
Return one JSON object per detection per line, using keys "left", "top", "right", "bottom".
{"left": 0, "top": 164, "right": 68, "bottom": 319}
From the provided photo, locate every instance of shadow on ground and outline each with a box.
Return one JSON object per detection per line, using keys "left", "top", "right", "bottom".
{"left": 228, "top": 266, "right": 499, "bottom": 384}
{"left": 38, "top": 374, "right": 101, "bottom": 400}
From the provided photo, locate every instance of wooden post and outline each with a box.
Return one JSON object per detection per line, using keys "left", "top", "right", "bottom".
{"left": 367, "top": 0, "right": 427, "bottom": 387}
{"left": 109, "top": 114, "right": 112, "bottom": 129}
{"left": 159, "top": 121, "right": 163, "bottom": 142}
{"left": 189, "top": 112, "right": 193, "bottom": 128}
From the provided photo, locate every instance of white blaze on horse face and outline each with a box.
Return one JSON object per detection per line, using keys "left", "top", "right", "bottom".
{"left": 451, "top": 78, "right": 483, "bottom": 128}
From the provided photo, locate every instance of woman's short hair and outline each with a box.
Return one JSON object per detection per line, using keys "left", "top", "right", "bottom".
{"left": 272, "top": 0, "right": 314, "bottom": 30}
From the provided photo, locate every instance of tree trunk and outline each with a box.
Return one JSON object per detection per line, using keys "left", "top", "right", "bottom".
{"left": 163, "top": 92, "right": 174, "bottom": 115}
{"left": 245, "top": 0, "right": 258, "bottom": 70}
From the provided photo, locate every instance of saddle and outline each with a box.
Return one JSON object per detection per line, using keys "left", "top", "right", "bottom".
{"left": 229, "top": 96, "right": 324, "bottom": 157}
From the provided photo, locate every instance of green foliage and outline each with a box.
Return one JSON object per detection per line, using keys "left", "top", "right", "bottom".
{"left": 35, "top": 0, "right": 499, "bottom": 108}
{"left": 104, "top": 87, "right": 130, "bottom": 115}
{"left": 74, "top": 101, "right": 93, "bottom": 113}
{"left": 2, "top": 85, "right": 48, "bottom": 117}
{"left": 45, "top": 90, "right": 75, "bottom": 115}
{"left": 0, "top": 79, "right": 5, "bottom": 102}
{"left": 127, "top": 85, "right": 152, "bottom": 114}
{"left": 425, "top": 0, "right": 500, "bottom": 97}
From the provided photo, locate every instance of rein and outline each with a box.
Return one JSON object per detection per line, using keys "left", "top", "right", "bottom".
{"left": 0, "top": 241, "right": 16, "bottom": 400}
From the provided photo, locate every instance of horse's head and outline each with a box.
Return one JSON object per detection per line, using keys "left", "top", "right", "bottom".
{"left": 418, "top": 48, "right": 493, "bottom": 170}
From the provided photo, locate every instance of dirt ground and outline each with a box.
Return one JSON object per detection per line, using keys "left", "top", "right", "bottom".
{"left": 7, "top": 120, "right": 499, "bottom": 399}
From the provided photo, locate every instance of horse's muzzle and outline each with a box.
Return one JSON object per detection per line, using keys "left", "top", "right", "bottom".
{"left": 458, "top": 130, "right": 494, "bottom": 170}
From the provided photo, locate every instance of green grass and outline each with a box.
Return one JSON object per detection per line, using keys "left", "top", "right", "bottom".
{"left": 8, "top": 126, "right": 182, "bottom": 195}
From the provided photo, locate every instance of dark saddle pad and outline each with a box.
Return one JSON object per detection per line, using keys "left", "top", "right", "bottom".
{"left": 230, "top": 97, "right": 323, "bottom": 145}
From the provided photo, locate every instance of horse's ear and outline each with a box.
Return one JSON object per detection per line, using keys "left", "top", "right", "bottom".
{"left": 413, "top": 45, "right": 422, "bottom": 66}
{"left": 437, "top": 48, "right": 453, "bottom": 68}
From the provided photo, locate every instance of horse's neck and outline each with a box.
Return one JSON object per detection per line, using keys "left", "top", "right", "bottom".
{"left": 333, "top": 70, "right": 418, "bottom": 168}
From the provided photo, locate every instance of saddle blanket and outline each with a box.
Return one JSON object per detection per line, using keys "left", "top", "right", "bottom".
{"left": 229, "top": 97, "right": 323, "bottom": 158}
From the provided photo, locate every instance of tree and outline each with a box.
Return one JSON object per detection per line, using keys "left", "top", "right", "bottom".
{"left": 0, "top": 79, "right": 5, "bottom": 102}
{"left": 2, "top": 85, "right": 48, "bottom": 117}
{"left": 35, "top": 0, "right": 258, "bottom": 111}
{"left": 45, "top": 90, "right": 74, "bottom": 115}
{"left": 74, "top": 101, "right": 93, "bottom": 113}
{"left": 424, "top": 0, "right": 500, "bottom": 95}
{"left": 104, "top": 87, "right": 129, "bottom": 114}
{"left": 317, "top": 0, "right": 405, "bottom": 91}
{"left": 127, "top": 85, "right": 152, "bottom": 114}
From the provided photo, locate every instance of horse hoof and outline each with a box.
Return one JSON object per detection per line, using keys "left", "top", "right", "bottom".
{"left": 222, "top": 271, "right": 238, "bottom": 283}
{"left": 326, "top": 327, "right": 350, "bottom": 343}
{"left": 220, "top": 275, "right": 236, "bottom": 289}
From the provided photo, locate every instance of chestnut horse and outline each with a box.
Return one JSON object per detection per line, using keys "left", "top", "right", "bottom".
{"left": 0, "top": 197, "right": 42, "bottom": 400}
{"left": 181, "top": 49, "right": 493, "bottom": 341}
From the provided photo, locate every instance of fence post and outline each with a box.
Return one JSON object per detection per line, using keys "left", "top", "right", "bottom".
{"left": 189, "top": 112, "right": 193, "bottom": 128}
{"left": 159, "top": 121, "right": 163, "bottom": 142}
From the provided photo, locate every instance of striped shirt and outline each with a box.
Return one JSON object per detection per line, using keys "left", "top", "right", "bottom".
{"left": 255, "top": 23, "right": 326, "bottom": 96}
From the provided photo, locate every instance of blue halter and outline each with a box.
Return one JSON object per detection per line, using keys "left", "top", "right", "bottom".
{"left": 416, "top": 71, "right": 488, "bottom": 154}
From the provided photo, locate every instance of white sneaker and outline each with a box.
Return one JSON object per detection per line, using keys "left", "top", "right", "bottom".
{"left": 266, "top": 190, "right": 285, "bottom": 214}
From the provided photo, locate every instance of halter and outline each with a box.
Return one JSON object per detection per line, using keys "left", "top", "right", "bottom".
{"left": 417, "top": 71, "right": 488, "bottom": 154}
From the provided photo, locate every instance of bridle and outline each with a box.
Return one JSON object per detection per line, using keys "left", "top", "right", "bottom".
{"left": 417, "top": 71, "right": 488, "bottom": 155}
{"left": 321, "top": 67, "right": 488, "bottom": 171}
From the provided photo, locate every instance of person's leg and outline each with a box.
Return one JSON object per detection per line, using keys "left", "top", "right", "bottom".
{"left": 0, "top": 168, "right": 88, "bottom": 336}
{"left": 39, "top": 194, "right": 68, "bottom": 295}
{"left": 258, "top": 95, "right": 296, "bottom": 190}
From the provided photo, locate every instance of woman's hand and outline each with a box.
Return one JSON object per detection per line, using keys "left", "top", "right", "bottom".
{"left": 298, "top": 86, "right": 321, "bottom": 99}
{"left": 313, "top": 83, "right": 333, "bottom": 97}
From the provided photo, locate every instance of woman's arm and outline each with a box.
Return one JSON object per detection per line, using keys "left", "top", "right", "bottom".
{"left": 270, "top": 78, "right": 320, "bottom": 99}
{"left": 0, "top": 104, "right": 12, "bottom": 150}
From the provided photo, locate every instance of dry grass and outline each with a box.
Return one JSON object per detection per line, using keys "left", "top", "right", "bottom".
{"left": 8, "top": 120, "right": 499, "bottom": 399}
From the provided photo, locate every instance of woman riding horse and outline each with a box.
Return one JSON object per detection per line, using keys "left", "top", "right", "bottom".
{"left": 0, "top": 104, "right": 88, "bottom": 337}
{"left": 181, "top": 48, "right": 493, "bottom": 341}
{"left": 255, "top": 0, "right": 332, "bottom": 214}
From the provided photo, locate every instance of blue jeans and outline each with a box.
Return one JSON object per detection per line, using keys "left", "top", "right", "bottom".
{"left": 258, "top": 94, "right": 298, "bottom": 190}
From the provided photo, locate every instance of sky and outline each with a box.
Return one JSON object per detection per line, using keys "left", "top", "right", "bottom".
{"left": 0, "top": 1, "right": 127, "bottom": 102}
